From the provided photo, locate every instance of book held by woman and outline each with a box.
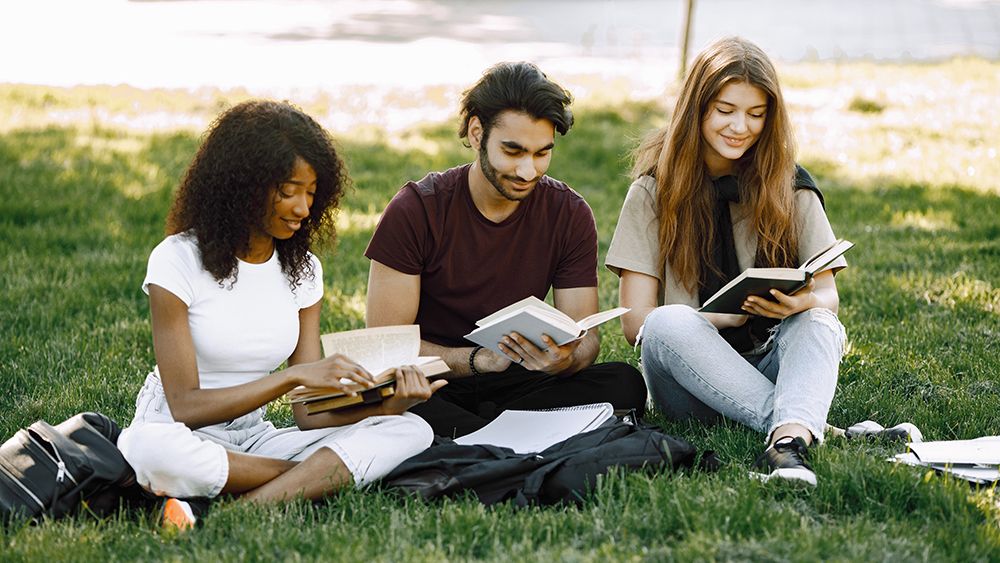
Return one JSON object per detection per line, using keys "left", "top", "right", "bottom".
{"left": 699, "top": 239, "right": 854, "bottom": 314}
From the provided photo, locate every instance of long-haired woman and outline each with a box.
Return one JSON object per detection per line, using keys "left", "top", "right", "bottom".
{"left": 117, "top": 100, "right": 445, "bottom": 528}
{"left": 606, "top": 37, "right": 847, "bottom": 486}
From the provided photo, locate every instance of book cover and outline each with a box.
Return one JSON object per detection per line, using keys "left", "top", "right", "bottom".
{"left": 699, "top": 239, "right": 854, "bottom": 314}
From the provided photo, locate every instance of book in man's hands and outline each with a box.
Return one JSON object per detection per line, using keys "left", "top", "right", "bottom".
{"left": 463, "top": 296, "right": 629, "bottom": 354}
{"left": 699, "top": 239, "right": 854, "bottom": 315}
{"left": 286, "top": 325, "right": 450, "bottom": 415}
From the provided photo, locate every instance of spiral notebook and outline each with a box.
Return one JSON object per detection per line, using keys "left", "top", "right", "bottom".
{"left": 453, "top": 402, "right": 615, "bottom": 454}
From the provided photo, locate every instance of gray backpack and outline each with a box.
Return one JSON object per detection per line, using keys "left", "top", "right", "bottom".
{"left": 0, "top": 412, "right": 140, "bottom": 520}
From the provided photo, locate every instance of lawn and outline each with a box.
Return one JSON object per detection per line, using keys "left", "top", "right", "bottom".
{"left": 1, "top": 59, "right": 999, "bottom": 561}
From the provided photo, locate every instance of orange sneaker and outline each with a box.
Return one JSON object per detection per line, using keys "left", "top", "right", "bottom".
{"left": 160, "top": 498, "right": 197, "bottom": 531}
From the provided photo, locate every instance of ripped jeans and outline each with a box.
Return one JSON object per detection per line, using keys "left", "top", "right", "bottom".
{"left": 640, "top": 305, "right": 846, "bottom": 443}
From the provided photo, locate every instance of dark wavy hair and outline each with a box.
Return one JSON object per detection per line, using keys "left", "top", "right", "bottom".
{"left": 166, "top": 100, "right": 348, "bottom": 289}
{"left": 458, "top": 61, "right": 574, "bottom": 145}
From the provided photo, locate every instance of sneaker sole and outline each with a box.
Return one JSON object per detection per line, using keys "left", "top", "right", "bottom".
{"left": 749, "top": 467, "right": 817, "bottom": 487}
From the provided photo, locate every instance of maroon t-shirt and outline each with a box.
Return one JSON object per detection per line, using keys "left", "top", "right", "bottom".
{"left": 365, "top": 163, "right": 599, "bottom": 347}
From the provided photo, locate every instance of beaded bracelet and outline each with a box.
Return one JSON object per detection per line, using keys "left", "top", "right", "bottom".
{"left": 469, "top": 345, "right": 484, "bottom": 377}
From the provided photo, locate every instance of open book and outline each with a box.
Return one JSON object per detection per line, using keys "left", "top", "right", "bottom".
{"left": 890, "top": 436, "right": 1000, "bottom": 485}
{"left": 286, "top": 325, "right": 450, "bottom": 415}
{"left": 464, "top": 296, "right": 629, "bottom": 353}
{"left": 699, "top": 239, "right": 854, "bottom": 314}
{"left": 454, "top": 403, "right": 615, "bottom": 453}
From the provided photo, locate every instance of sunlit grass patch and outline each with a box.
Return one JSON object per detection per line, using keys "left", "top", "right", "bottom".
{"left": 334, "top": 209, "right": 383, "bottom": 233}
{"left": 784, "top": 60, "right": 1000, "bottom": 195}
{"left": 322, "top": 288, "right": 368, "bottom": 330}
{"left": 848, "top": 96, "right": 886, "bottom": 114}
{"left": 894, "top": 271, "right": 1000, "bottom": 314}
{"left": 890, "top": 208, "right": 957, "bottom": 231}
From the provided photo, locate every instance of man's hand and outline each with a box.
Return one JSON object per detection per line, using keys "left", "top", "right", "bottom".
{"left": 741, "top": 279, "right": 817, "bottom": 320}
{"left": 498, "top": 332, "right": 581, "bottom": 375}
{"left": 380, "top": 366, "right": 448, "bottom": 415}
{"left": 475, "top": 347, "right": 514, "bottom": 373}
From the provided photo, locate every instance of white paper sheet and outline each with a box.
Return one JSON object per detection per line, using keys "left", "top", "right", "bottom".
{"left": 454, "top": 403, "right": 615, "bottom": 454}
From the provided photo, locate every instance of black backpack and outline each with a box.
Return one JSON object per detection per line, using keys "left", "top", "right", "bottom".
{"left": 382, "top": 421, "right": 717, "bottom": 506}
{"left": 0, "top": 412, "right": 140, "bottom": 520}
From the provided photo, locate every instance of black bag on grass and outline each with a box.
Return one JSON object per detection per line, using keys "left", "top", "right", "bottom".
{"left": 382, "top": 421, "right": 717, "bottom": 506}
{"left": 0, "top": 412, "right": 139, "bottom": 520}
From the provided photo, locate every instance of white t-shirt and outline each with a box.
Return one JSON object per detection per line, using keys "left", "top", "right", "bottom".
{"left": 142, "top": 232, "right": 323, "bottom": 389}
{"left": 606, "top": 175, "right": 847, "bottom": 307}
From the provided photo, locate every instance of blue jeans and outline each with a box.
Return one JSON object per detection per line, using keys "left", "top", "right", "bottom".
{"left": 640, "top": 305, "right": 846, "bottom": 443}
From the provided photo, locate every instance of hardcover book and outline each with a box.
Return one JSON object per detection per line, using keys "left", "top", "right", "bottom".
{"left": 464, "top": 296, "right": 628, "bottom": 353}
{"left": 699, "top": 239, "right": 854, "bottom": 314}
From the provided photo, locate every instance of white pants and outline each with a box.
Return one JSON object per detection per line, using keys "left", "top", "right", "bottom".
{"left": 117, "top": 372, "right": 432, "bottom": 499}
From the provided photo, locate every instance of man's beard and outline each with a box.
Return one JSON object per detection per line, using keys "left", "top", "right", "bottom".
{"left": 479, "top": 143, "right": 533, "bottom": 202}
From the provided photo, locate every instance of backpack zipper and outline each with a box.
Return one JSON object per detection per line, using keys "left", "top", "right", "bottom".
{"left": 26, "top": 433, "right": 78, "bottom": 486}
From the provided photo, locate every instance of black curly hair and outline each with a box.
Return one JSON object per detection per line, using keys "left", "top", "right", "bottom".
{"left": 166, "top": 100, "right": 348, "bottom": 289}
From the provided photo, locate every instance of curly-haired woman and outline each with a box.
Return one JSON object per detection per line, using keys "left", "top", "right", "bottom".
{"left": 117, "top": 100, "right": 445, "bottom": 527}
{"left": 606, "top": 37, "right": 847, "bottom": 486}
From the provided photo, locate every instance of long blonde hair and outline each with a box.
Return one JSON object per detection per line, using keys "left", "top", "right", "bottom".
{"left": 632, "top": 37, "right": 799, "bottom": 294}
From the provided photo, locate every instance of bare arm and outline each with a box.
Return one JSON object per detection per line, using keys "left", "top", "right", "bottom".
{"left": 366, "top": 260, "right": 502, "bottom": 376}
{"left": 618, "top": 270, "right": 660, "bottom": 346}
{"left": 150, "top": 286, "right": 375, "bottom": 430}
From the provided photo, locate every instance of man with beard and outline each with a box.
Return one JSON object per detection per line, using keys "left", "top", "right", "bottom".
{"left": 364, "top": 62, "right": 646, "bottom": 438}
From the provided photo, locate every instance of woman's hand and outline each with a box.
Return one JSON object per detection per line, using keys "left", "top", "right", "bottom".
{"left": 287, "top": 353, "right": 377, "bottom": 396}
{"left": 741, "top": 279, "right": 817, "bottom": 320}
{"left": 380, "top": 366, "right": 448, "bottom": 415}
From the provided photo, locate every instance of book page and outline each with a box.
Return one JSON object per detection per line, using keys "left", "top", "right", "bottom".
{"left": 800, "top": 239, "right": 854, "bottom": 275}
{"left": 320, "top": 325, "right": 420, "bottom": 375}
{"left": 907, "top": 436, "right": 1000, "bottom": 465}
{"left": 892, "top": 452, "right": 999, "bottom": 484}
{"left": 578, "top": 307, "right": 630, "bottom": 330}
{"left": 475, "top": 296, "right": 571, "bottom": 327}
{"left": 454, "top": 403, "right": 614, "bottom": 453}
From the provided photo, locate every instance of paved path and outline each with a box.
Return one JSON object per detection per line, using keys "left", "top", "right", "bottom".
{"left": 3, "top": 0, "right": 998, "bottom": 95}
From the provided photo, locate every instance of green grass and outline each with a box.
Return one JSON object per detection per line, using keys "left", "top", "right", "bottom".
{"left": 2, "top": 60, "right": 1000, "bottom": 560}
